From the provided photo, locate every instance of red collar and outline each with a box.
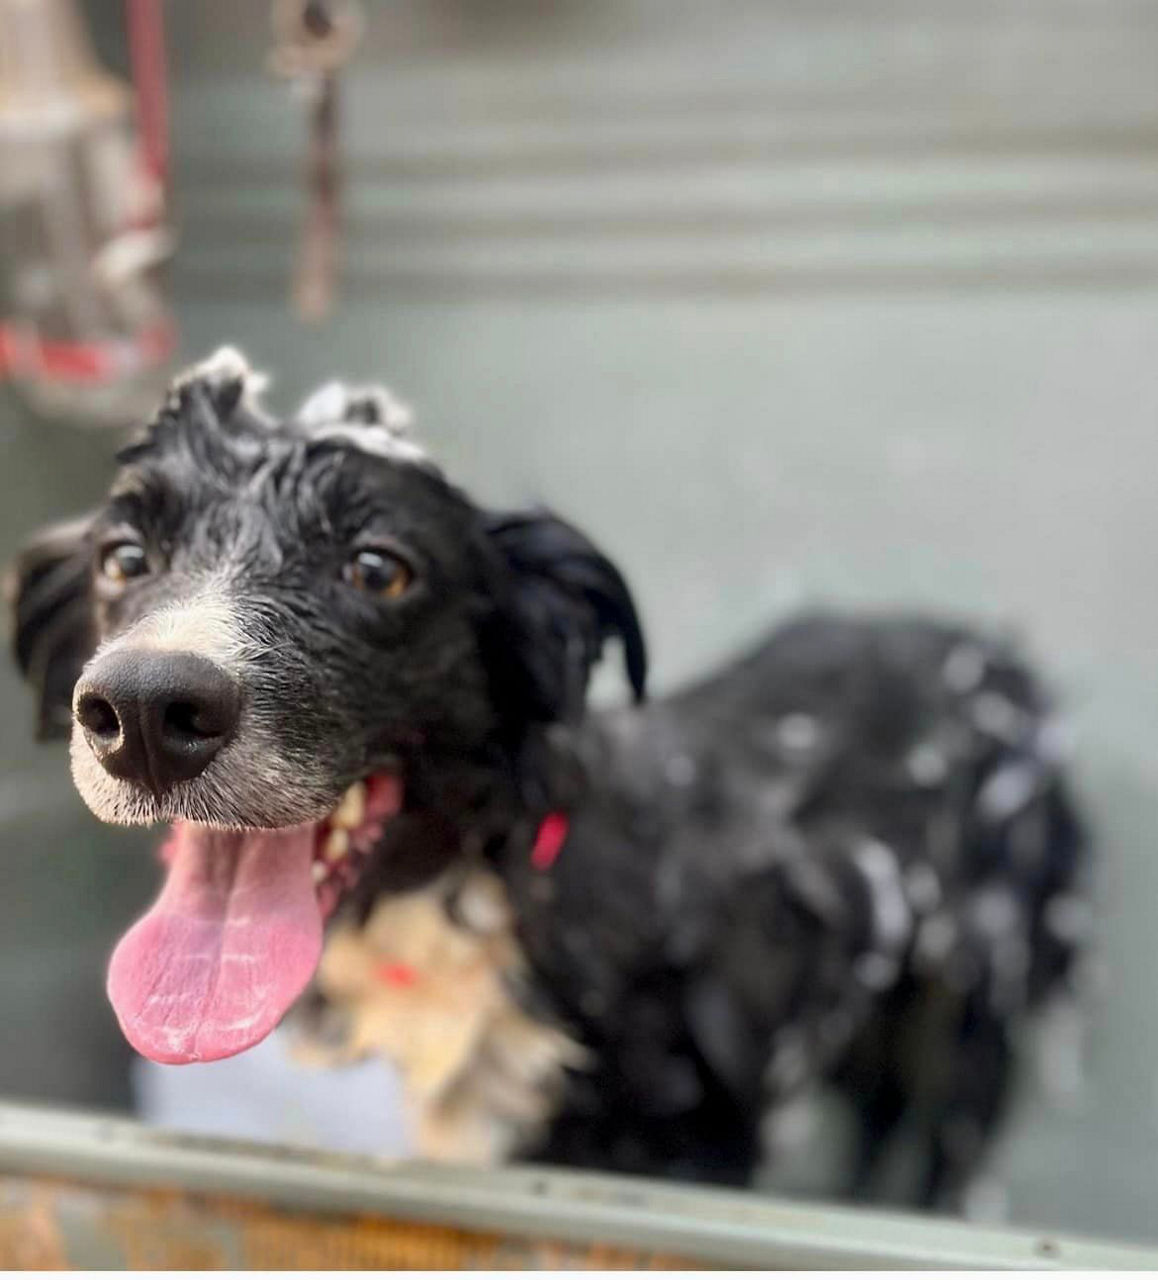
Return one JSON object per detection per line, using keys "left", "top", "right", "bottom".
{"left": 530, "top": 811, "right": 569, "bottom": 871}
{"left": 373, "top": 812, "right": 569, "bottom": 989}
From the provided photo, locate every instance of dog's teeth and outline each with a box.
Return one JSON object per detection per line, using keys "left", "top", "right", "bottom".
{"left": 324, "top": 829, "right": 350, "bottom": 863}
{"left": 311, "top": 862, "right": 328, "bottom": 884}
{"left": 332, "top": 781, "right": 367, "bottom": 830}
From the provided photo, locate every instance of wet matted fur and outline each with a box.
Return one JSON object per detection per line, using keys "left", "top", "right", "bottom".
{"left": 8, "top": 349, "right": 1090, "bottom": 1207}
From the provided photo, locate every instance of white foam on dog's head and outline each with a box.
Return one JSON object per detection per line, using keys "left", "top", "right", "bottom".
{"left": 295, "top": 380, "right": 430, "bottom": 466}
{"left": 171, "top": 346, "right": 273, "bottom": 418}
{"left": 297, "top": 381, "right": 413, "bottom": 433}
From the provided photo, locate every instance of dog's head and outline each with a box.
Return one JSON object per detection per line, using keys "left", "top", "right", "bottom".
{"left": 7, "top": 348, "right": 645, "bottom": 1065}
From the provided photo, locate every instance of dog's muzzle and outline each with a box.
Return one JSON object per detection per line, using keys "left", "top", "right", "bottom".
{"left": 73, "top": 649, "right": 241, "bottom": 794}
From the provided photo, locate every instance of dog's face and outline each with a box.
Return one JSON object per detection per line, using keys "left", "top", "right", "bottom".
{"left": 71, "top": 381, "right": 500, "bottom": 833}
{"left": 7, "top": 349, "right": 645, "bottom": 1065}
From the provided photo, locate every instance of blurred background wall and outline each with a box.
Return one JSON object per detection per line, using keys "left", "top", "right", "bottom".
{"left": 3, "top": 0, "right": 1158, "bottom": 1245}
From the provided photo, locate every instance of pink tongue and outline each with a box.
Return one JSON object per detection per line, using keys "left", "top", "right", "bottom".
{"left": 107, "top": 824, "right": 323, "bottom": 1065}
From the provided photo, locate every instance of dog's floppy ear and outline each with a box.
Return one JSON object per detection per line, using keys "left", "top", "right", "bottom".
{"left": 483, "top": 508, "right": 647, "bottom": 725}
{"left": 5, "top": 513, "right": 97, "bottom": 739}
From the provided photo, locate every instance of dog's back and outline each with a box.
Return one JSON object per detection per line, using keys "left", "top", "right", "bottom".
{"left": 515, "top": 613, "right": 1088, "bottom": 1204}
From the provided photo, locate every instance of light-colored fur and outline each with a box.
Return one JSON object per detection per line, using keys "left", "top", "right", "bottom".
{"left": 295, "top": 869, "right": 586, "bottom": 1164}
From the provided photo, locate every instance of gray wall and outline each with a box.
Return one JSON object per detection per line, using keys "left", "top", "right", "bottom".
{"left": 4, "top": 0, "right": 1158, "bottom": 1246}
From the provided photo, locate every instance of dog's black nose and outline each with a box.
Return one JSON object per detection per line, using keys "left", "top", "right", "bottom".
{"left": 74, "top": 650, "right": 241, "bottom": 792}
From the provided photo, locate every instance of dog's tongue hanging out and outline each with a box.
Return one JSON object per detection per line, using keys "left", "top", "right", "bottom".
{"left": 107, "top": 825, "right": 324, "bottom": 1064}
{"left": 106, "top": 775, "right": 401, "bottom": 1064}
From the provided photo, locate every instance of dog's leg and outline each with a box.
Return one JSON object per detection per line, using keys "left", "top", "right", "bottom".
{"left": 914, "top": 993, "right": 1013, "bottom": 1210}
{"left": 848, "top": 1070, "right": 910, "bottom": 1199}
{"left": 829, "top": 984, "right": 919, "bottom": 1201}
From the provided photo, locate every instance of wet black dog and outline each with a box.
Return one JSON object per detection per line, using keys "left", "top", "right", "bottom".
{"left": 8, "top": 350, "right": 1088, "bottom": 1207}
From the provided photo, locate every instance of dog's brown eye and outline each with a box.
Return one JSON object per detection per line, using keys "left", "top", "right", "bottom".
{"left": 344, "top": 548, "right": 413, "bottom": 599}
{"left": 99, "top": 541, "right": 149, "bottom": 586}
